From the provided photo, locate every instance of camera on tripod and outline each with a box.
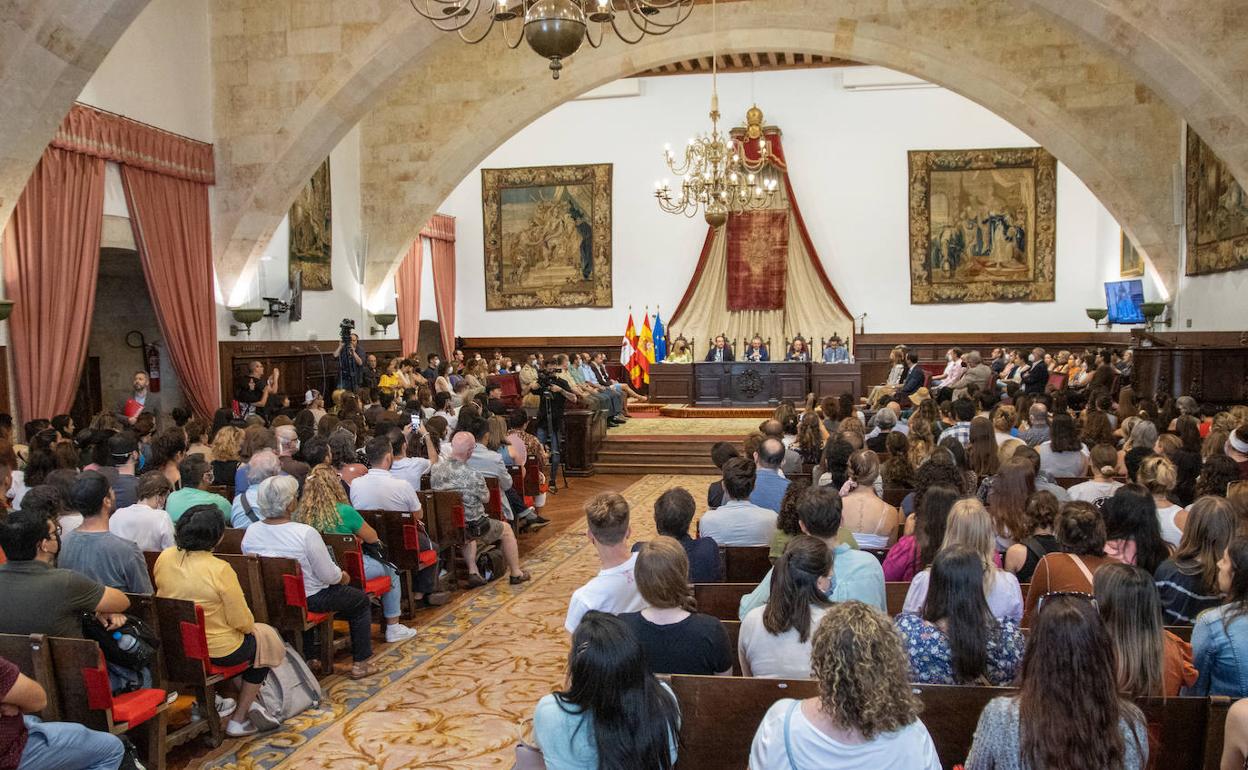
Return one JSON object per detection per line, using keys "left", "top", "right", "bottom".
{"left": 339, "top": 318, "right": 355, "bottom": 343}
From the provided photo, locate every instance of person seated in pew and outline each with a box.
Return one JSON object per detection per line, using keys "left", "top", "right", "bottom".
{"left": 867, "top": 347, "right": 909, "bottom": 407}
{"left": 299, "top": 464, "right": 440, "bottom": 638}
{"left": 241, "top": 476, "right": 378, "bottom": 680}
{"left": 839, "top": 450, "right": 900, "bottom": 551}
{"left": 532, "top": 611, "right": 680, "bottom": 769}
{"left": 1066, "top": 444, "right": 1125, "bottom": 504}
{"left": 821, "top": 335, "right": 850, "bottom": 364}
{"left": 1187, "top": 536, "right": 1248, "bottom": 697}
{"left": 1102, "top": 484, "right": 1171, "bottom": 574}
{"left": 631, "top": 487, "right": 723, "bottom": 583}
{"left": 698, "top": 458, "right": 777, "bottom": 548}
{"left": 1023, "top": 502, "right": 1113, "bottom": 625}
{"left": 1093, "top": 563, "right": 1196, "bottom": 697}
{"left": 57, "top": 471, "right": 151, "bottom": 595}
{"left": 166, "top": 454, "right": 231, "bottom": 524}
{"left": 0, "top": 508, "right": 131, "bottom": 638}
{"left": 1155, "top": 496, "right": 1236, "bottom": 625}
{"left": 895, "top": 546, "right": 1024, "bottom": 686}
{"left": 349, "top": 437, "right": 423, "bottom": 516}
{"left": 883, "top": 484, "right": 959, "bottom": 582}
{"left": 230, "top": 449, "right": 282, "bottom": 528}
{"left": 109, "top": 471, "right": 175, "bottom": 552}
{"left": 739, "top": 536, "right": 832, "bottom": 679}
{"left": 384, "top": 427, "right": 438, "bottom": 493}
{"left": 1036, "top": 414, "right": 1090, "bottom": 479}
{"left": 743, "top": 335, "right": 769, "bottom": 362}
{"left": 739, "top": 487, "right": 886, "bottom": 619}
{"left": 785, "top": 336, "right": 811, "bottom": 362}
{"left": 0, "top": 655, "right": 127, "bottom": 770}
{"left": 1221, "top": 698, "right": 1248, "bottom": 770}
{"left": 564, "top": 492, "right": 646, "bottom": 633}
{"left": 758, "top": 420, "right": 803, "bottom": 478}
{"left": 750, "top": 438, "right": 791, "bottom": 513}
{"left": 704, "top": 334, "right": 734, "bottom": 362}
{"left": 903, "top": 499, "right": 1023, "bottom": 623}
{"left": 749, "top": 601, "right": 941, "bottom": 769}
{"left": 457, "top": 414, "right": 543, "bottom": 531}
{"left": 1002, "top": 490, "right": 1062, "bottom": 584}
{"left": 620, "top": 538, "right": 734, "bottom": 676}
{"left": 965, "top": 594, "right": 1148, "bottom": 770}
{"left": 772, "top": 478, "right": 861, "bottom": 562}
{"left": 155, "top": 505, "right": 286, "bottom": 737}
{"left": 431, "top": 433, "right": 529, "bottom": 590}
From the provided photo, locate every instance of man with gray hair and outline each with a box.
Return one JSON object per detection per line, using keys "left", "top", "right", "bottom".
{"left": 1020, "top": 403, "right": 1051, "bottom": 446}
{"left": 946, "top": 350, "right": 993, "bottom": 400}
{"left": 230, "top": 449, "right": 282, "bottom": 527}
{"left": 866, "top": 408, "right": 897, "bottom": 453}
{"left": 274, "top": 424, "right": 310, "bottom": 490}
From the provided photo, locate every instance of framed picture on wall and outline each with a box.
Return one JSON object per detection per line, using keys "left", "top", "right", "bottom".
{"left": 289, "top": 157, "right": 333, "bottom": 290}
{"left": 1120, "top": 230, "right": 1144, "bottom": 277}
{"left": 481, "top": 163, "right": 613, "bottom": 310}
{"left": 908, "top": 146, "right": 1057, "bottom": 304}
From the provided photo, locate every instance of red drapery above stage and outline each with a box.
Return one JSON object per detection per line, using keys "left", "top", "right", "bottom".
{"left": 726, "top": 210, "right": 788, "bottom": 310}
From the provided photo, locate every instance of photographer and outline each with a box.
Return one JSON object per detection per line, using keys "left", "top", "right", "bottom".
{"left": 236, "top": 360, "right": 279, "bottom": 419}
{"left": 333, "top": 320, "right": 365, "bottom": 392}
{"left": 534, "top": 358, "right": 575, "bottom": 447}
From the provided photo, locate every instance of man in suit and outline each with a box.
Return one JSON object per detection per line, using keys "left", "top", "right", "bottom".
{"left": 117, "top": 370, "right": 162, "bottom": 427}
{"left": 948, "top": 350, "right": 993, "bottom": 400}
{"left": 896, "top": 351, "right": 925, "bottom": 401}
{"left": 1021, "top": 347, "right": 1049, "bottom": 395}
{"left": 743, "top": 336, "right": 769, "bottom": 362}
{"left": 704, "top": 335, "right": 735, "bottom": 362}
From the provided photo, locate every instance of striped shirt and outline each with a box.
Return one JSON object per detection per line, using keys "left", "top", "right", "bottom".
{"left": 1155, "top": 559, "right": 1221, "bottom": 625}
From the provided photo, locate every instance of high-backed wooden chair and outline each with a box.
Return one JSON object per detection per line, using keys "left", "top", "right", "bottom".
{"left": 257, "top": 556, "right": 335, "bottom": 673}
{"left": 215, "top": 528, "right": 245, "bottom": 554}
{"left": 152, "top": 596, "right": 245, "bottom": 747}
{"left": 214, "top": 553, "right": 270, "bottom": 624}
{"left": 320, "top": 533, "right": 392, "bottom": 601}
{"left": 418, "top": 489, "right": 474, "bottom": 588}
{"left": 357, "top": 508, "right": 438, "bottom": 617}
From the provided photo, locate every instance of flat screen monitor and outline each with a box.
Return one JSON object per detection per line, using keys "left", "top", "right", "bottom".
{"left": 1104, "top": 279, "right": 1144, "bottom": 325}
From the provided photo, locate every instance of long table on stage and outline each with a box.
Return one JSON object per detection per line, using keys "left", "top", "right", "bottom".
{"left": 649, "top": 362, "right": 863, "bottom": 406}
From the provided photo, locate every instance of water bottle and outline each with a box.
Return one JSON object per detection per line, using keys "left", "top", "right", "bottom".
{"left": 113, "top": 630, "right": 138, "bottom": 652}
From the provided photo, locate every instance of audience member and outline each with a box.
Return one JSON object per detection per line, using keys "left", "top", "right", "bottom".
{"left": 749, "top": 601, "right": 941, "bottom": 768}
{"left": 633, "top": 487, "right": 723, "bottom": 583}
{"left": 1102, "top": 484, "right": 1171, "bottom": 573}
{"left": 759, "top": 419, "right": 802, "bottom": 476}
{"left": 564, "top": 492, "right": 646, "bottom": 632}
{"left": 698, "top": 457, "right": 777, "bottom": 547}
{"left": 1067, "top": 444, "right": 1124, "bottom": 504}
{"left": 1011, "top": 444, "right": 1070, "bottom": 502}
{"left": 57, "top": 471, "right": 151, "bottom": 594}
{"left": 985, "top": 456, "right": 1035, "bottom": 551}
{"left": 1023, "top": 501, "right": 1111, "bottom": 624}
{"left": 750, "top": 437, "right": 791, "bottom": 514}
{"left": 941, "top": 399, "right": 976, "bottom": 447}
{"left": 1197, "top": 454, "right": 1242, "bottom": 498}
{"left": 167, "top": 454, "right": 231, "bottom": 523}
{"left": 895, "top": 546, "right": 1024, "bottom": 685}
{"left": 1094, "top": 562, "right": 1196, "bottom": 697}
{"left": 211, "top": 425, "right": 244, "bottom": 488}
{"left": 965, "top": 594, "right": 1148, "bottom": 769}
{"left": 1188, "top": 537, "right": 1248, "bottom": 696}
{"left": 839, "top": 450, "right": 899, "bottom": 549}
{"left": 1019, "top": 403, "right": 1050, "bottom": 447}
{"left": 1037, "top": 414, "right": 1090, "bottom": 478}
{"left": 619, "top": 538, "right": 733, "bottom": 676}
{"left": 739, "top": 536, "right": 832, "bottom": 679}
{"left": 883, "top": 484, "right": 958, "bottom": 582}
{"left": 103, "top": 431, "right": 141, "bottom": 508}
{"left": 109, "top": 470, "right": 175, "bottom": 552}
{"left": 1003, "top": 490, "right": 1061, "bottom": 583}
{"left": 1139, "top": 454, "right": 1187, "bottom": 547}
{"left": 230, "top": 449, "right": 282, "bottom": 527}
{"left": 532, "top": 611, "right": 680, "bottom": 769}
{"left": 705, "top": 440, "right": 740, "bottom": 509}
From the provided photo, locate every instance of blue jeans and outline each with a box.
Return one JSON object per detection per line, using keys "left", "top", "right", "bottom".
{"left": 18, "top": 716, "right": 125, "bottom": 770}
{"left": 364, "top": 553, "right": 402, "bottom": 619}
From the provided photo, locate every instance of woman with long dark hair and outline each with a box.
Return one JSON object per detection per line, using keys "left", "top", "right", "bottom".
{"left": 793, "top": 412, "right": 824, "bottom": 466}
{"left": 896, "top": 546, "right": 1024, "bottom": 685}
{"left": 739, "top": 535, "right": 832, "bottom": 678}
{"left": 1156, "top": 432, "right": 1201, "bottom": 506}
{"left": 1102, "top": 483, "right": 1172, "bottom": 573}
{"left": 1156, "top": 496, "right": 1236, "bottom": 624}
{"left": 533, "top": 611, "right": 680, "bottom": 769}
{"left": 986, "top": 456, "right": 1035, "bottom": 550}
{"left": 967, "top": 416, "right": 1000, "bottom": 480}
{"left": 1188, "top": 538, "right": 1248, "bottom": 697}
{"left": 883, "top": 484, "right": 958, "bottom": 582}
{"left": 880, "top": 431, "right": 916, "bottom": 489}
{"left": 1095, "top": 563, "right": 1197, "bottom": 697}
{"left": 1038, "top": 414, "right": 1090, "bottom": 477}
{"left": 1197, "top": 454, "right": 1242, "bottom": 499}
{"left": 966, "top": 595, "right": 1148, "bottom": 770}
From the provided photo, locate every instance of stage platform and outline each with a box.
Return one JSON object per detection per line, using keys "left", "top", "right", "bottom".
{"left": 598, "top": 408, "right": 764, "bottom": 475}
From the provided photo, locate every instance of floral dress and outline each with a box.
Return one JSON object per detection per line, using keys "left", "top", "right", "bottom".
{"left": 894, "top": 613, "right": 1024, "bottom": 685}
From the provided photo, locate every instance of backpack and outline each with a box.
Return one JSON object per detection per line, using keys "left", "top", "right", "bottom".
{"left": 249, "top": 644, "right": 323, "bottom": 729}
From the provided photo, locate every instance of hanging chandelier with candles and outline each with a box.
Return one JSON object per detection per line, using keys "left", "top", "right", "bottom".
{"left": 406, "top": 0, "right": 695, "bottom": 79}
{"left": 653, "top": 0, "right": 781, "bottom": 227}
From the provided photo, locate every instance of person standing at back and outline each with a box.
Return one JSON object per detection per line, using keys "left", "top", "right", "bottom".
{"left": 564, "top": 492, "right": 647, "bottom": 632}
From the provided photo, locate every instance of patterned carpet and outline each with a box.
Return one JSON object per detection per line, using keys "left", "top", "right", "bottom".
{"left": 197, "top": 474, "right": 703, "bottom": 770}
{"left": 610, "top": 417, "right": 762, "bottom": 436}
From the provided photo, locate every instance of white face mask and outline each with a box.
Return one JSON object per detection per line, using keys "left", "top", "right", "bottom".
{"left": 1029, "top": 354, "right": 1037, "bottom": 363}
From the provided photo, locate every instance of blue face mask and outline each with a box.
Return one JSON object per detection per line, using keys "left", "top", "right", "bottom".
{"left": 136, "top": 454, "right": 147, "bottom": 472}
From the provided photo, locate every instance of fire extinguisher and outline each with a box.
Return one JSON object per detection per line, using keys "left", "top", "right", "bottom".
{"left": 126, "top": 331, "right": 161, "bottom": 393}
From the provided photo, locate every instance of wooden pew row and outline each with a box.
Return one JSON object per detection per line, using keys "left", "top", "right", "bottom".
{"left": 666, "top": 675, "right": 1233, "bottom": 770}
{"left": 718, "top": 546, "right": 771, "bottom": 583}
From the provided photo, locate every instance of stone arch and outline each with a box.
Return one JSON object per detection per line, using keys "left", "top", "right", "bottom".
{"left": 211, "top": 0, "right": 1185, "bottom": 301}
{"left": 0, "top": 0, "right": 150, "bottom": 223}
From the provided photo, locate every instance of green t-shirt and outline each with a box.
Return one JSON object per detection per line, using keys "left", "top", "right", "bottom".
{"left": 322, "top": 503, "right": 365, "bottom": 536}
{"left": 167, "top": 487, "right": 232, "bottom": 524}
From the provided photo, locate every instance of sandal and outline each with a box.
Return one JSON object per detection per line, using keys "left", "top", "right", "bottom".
{"left": 349, "top": 662, "right": 378, "bottom": 680}
{"left": 509, "top": 571, "right": 532, "bottom": 585}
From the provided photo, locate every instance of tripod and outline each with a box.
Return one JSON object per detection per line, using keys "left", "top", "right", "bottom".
{"left": 539, "top": 388, "right": 565, "bottom": 494}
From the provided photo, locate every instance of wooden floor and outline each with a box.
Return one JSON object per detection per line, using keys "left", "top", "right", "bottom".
{"left": 169, "top": 472, "right": 643, "bottom": 768}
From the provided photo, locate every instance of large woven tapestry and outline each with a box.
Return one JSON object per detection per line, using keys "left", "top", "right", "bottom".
{"left": 909, "top": 147, "right": 1056, "bottom": 304}
{"left": 481, "top": 163, "right": 612, "bottom": 310}
{"left": 1186, "top": 129, "right": 1248, "bottom": 276}
{"left": 289, "top": 157, "right": 332, "bottom": 290}
{"left": 727, "top": 210, "right": 789, "bottom": 310}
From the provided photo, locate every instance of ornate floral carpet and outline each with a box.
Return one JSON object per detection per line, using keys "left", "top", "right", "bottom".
{"left": 609, "top": 417, "right": 761, "bottom": 436}
{"left": 197, "top": 474, "right": 702, "bottom": 770}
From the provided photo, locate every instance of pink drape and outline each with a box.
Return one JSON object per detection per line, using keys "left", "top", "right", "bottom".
{"left": 2, "top": 147, "right": 105, "bottom": 422}
{"left": 53, "top": 103, "right": 215, "bottom": 184}
{"left": 395, "top": 239, "right": 423, "bottom": 357}
{"left": 422, "top": 215, "right": 456, "bottom": 358}
{"left": 120, "top": 166, "right": 219, "bottom": 420}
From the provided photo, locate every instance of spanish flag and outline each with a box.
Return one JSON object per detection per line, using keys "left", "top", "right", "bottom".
{"left": 638, "top": 314, "right": 655, "bottom": 385}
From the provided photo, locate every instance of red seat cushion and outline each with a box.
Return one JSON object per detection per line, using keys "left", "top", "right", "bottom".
{"left": 307, "top": 610, "right": 331, "bottom": 624}
{"left": 112, "top": 688, "right": 166, "bottom": 726}
{"left": 208, "top": 660, "right": 250, "bottom": 680}
{"left": 364, "top": 575, "right": 392, "bottom": 596}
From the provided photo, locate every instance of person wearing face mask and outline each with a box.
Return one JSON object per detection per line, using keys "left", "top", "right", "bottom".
{"left": 930, "top": 349, "right": 964, "bottom": 392}
{"left": 1020, "top": 347, "right": 1049, "bottom": 395}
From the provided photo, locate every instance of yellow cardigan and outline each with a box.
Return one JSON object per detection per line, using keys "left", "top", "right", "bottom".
{"left": 154, "top": 548, "right": 253, "bottom": 658}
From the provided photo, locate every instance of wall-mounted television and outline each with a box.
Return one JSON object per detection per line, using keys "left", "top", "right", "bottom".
{"left": 1105, "top": 279, "right": 1145, "bottom": 325}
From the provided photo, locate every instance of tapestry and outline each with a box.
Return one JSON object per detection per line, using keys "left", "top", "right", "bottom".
{"left": 1120, "top": 230, "right": 1144, "bottom": 277}
{"left": 482, "top": 163, "right": 612, "bottom": 310}
{"left": 909, "top": 147, "right": 1056, "bottom": 304}
{"left": 288, "top": 157, "right": 332, "bottom": 290}
{"left": 1185, "top": 129, "right": 1248, "bottom": 276}
{"left": 726, "top": 210, "right": 789, "bottom": 310}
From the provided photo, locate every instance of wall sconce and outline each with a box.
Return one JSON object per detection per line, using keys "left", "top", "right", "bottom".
{"left": 1085, "top": 308, "right": 1108, "bottom": 329}
{"left": 229, "top": 307, "right": 265, "bottom": 337}
{"left": 370, "top": 312, "right": 397, "bottom": 335}
{"left": 0, "top": 299, "right": 13, "bottom": 321}
{"left": 1141, "top": 302, "right": 1171, "bottom": 331}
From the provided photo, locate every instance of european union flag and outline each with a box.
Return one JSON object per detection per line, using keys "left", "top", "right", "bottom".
{"left": 652, "top": 312, "right": 667, "bottom": 362}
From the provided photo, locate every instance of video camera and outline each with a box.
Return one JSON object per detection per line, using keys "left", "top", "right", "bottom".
{"left": 339, "top": 318, "right": 355, "bottom": 344}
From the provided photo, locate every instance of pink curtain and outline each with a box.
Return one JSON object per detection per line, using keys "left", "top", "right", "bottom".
{"left": 120, "top": 166, "right": 219, "bottom": 420}
{"left": 395, "top": 239, "right": 423, "bottom": 357}
{"left": 422, "top": 214, "right": 456, "bottom": 358}
{"left": 2, "top": 147, "right": 105, "bottom": 422}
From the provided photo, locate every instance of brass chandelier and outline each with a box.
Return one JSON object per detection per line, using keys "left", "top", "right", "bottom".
{"left": 653, "top": 0, "right": 780, "bottom": 227}
{"left": 406, "top": 0, "right": 695, "bottom": 79}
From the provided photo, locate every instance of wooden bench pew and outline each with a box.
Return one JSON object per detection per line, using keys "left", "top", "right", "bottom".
{"left": 256, "top": 555, "right": 335, "bottom": 673}
{"left": 719, "top": 546, "right": 771, "bottom": 583}
{"left": 320, "top": 532, "right": 392, "bottom": 603}
{"left": 693, "top": 583, "right": 755, "bottom": 621}
{"left": 151, "top": 596, "right": 246, "bottom": 747}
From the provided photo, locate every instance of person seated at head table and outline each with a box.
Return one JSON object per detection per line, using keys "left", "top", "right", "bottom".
{"left": 704, "top": 335, "right": 735, "bottom": 362}
{"left": 744, "top": 335, "right": 769, "bottom": 362}
{"left": 822, "top": 335, "right": 850, "bottom": 363}
{"left": 664, "top": 336, "right": 693, "bottom": 363}
{"left": 785, "top": 336, "right": 811, "bottom": 362}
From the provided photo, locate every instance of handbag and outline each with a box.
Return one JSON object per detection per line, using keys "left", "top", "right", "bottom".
{"left": 466, "top": 516, "right": 492, "bottom": 540}
{"left": 511, "top": 742, "right": 547, "bottom": 770}
{"left": 82, "top": 614, "right": 159, "bottom": 670}
{"left": 361, "top": 539, "right": 399, "bottom": 574}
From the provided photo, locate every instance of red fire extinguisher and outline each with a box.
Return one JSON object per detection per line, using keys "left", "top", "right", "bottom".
{"left": 147, "top": 343, "right": 161, "bottom": 393}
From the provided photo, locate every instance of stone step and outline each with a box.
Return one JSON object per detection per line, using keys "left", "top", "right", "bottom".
{"left": 597, "top": 450, "right": 718, "bottom": 465}
{"left": 595, "top": 461, "right": 721, "bottom": 476}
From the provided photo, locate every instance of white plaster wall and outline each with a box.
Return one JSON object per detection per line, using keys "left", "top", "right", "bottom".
{"left": 439, "top": 67, "right": 1168, "bottom": 336}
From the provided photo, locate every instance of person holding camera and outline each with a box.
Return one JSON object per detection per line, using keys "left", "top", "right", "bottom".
{"left": 334, "top": 320, "right": 364, "bottom": 392}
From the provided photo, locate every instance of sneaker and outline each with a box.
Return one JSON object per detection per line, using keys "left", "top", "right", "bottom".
{"left": 519, "top": 506, "right": 537, "bottom": 521}
{"left": 215, "top": 695, "right": 236, "bottom": 717}
{"left": 165, "top": 690, "right": 180, "bottom": 705}
{"left": 248, "top": 703, "right": 279, "bottom": 732}
{"left": 385, "top": 623, "right": 418, "bottom": 643}
{"left": 526, "top": 517, "right": 551, "bottom": 531}
{"left": 226, "top": 719, "right": 257, "bottom": 737}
